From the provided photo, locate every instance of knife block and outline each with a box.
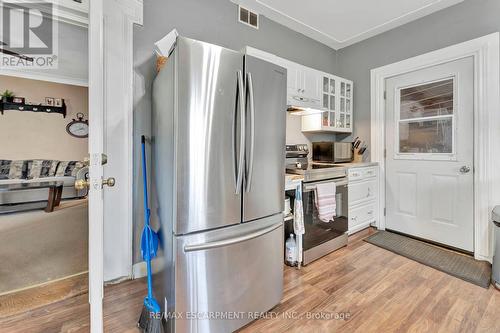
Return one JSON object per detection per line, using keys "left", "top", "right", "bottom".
{"left": 353, "top": 148, "right": 363, "bottom": 163}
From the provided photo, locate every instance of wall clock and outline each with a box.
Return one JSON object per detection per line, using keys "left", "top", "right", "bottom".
{"left": 66, "top": 112, "right": 89, "bottom": 138}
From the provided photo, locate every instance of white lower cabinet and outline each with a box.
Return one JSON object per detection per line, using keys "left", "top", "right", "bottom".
{"left": 348, "top": 179, "right": 377, "bottom": 205}
{"left": 348, "top": 166, "right": 379, "bottom": 234}
{"left": 349, "top": 201, "right": 377, "bottom": 234}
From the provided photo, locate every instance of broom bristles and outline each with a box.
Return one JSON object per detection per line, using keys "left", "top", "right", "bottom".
{"left": 138, "top": 305, "right": 164, "bottom": 333}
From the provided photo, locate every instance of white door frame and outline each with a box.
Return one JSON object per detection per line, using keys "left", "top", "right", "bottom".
{"left": 101, "top": 0, "right": 143, "bottom": 282}
{"left": 371, "top": 32, "right": 500, "bottom": 262}
{"left": 88, "top": 0, "right": 104, "bottom": 331}
{"left": 89, "top": 0, "right": 143, "bottom": 331}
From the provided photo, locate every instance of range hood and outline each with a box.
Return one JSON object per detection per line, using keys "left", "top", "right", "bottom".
{"left": 287, "top": 106, "right": 324, "bottom": 116}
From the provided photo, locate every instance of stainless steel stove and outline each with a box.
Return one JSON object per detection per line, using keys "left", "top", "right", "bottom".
{"left": 285, "top": 144, "right": 347, "bottom": 182}
{"left": 285, "top": 144, "right": 348, "bottom": 264}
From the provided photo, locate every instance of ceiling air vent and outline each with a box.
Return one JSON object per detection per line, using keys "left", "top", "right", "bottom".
{"left": 238, "top": 6, "right": 259, "bottom": 29}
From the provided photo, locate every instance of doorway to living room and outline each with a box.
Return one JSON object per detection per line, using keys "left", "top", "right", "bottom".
{"left": 0, "top": 75, "right": 89, "bottom": 311}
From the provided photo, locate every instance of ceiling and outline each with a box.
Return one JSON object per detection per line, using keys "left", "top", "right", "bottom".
{"left": 232, "top": 0, "right": 464, "bottom": 50}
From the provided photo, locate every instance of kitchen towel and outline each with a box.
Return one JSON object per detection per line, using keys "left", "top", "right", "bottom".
{"left": 315, "top": 182, "right": 336, "bottom": 222}
{"left": 293, "top": 184, "right": 304, "bottom": 235}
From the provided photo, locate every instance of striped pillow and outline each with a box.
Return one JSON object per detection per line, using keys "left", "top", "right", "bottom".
{"left": 27, "top": 160, "right": 60, "bottom": 179}
{"left": 8, "top": 160, "right": 29, "bottom": 179}
{"left": 55, "top": 161, "right": 84, "bottom": 177}
{"left": 0, "top": 160, "right": 11, "bottom": 180}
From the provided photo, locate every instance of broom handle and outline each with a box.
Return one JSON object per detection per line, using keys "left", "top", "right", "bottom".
{"left": 141, "top": 135, "right": 154, "bottom": 301}
{"left": 141, "top": 135, "right": 150, "bottom": 228}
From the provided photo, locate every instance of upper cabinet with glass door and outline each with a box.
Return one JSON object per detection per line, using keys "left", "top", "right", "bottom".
{"left": 302, "top": 75, "right": 353, "bottom": 133}
{"left": 242, "top": 46, "right": 353, "bottom": 133}
{"left": 337, "top": 78, "right": 353, "bottom": 133}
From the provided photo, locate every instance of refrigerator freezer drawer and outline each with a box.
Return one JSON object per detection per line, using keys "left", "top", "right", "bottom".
{"left": 173, "top": 214, "right": 284, "bottom": 333}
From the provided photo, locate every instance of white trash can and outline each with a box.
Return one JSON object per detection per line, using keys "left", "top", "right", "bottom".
{"left": 492, "top": 206, "right": 500, "bottom": 288}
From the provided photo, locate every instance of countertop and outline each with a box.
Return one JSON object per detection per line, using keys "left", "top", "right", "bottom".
{"left": 285, "top": 174, "right": 303, "bottom": 191}
{"left": 285, "top": 162, "right": 378, "bottom": 185}
{"left": 336, "top": 162, "right": 379, "bottom": 168}
{"left": 284, "top": 162, "right": 379, "bottom": 187}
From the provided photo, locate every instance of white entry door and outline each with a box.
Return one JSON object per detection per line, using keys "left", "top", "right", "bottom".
{"left": 385, "top": 56, "right": 474, "bottom": 252}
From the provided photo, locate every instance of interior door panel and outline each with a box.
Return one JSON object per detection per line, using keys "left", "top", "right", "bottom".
{"left": 385, "top": 57, "right": 474, "bottom": 251}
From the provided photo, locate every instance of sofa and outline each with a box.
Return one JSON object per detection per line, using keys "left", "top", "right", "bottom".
{"left": 0, "top": 159, "right": 86, "bottom": 205}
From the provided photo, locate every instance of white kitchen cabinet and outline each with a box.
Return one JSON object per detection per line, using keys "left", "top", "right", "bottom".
{"left": 285, "top": 62, "right": 322, "bottom": 109}
{"left": 348, "top": 179, "right": 377, "bottom": 206}
{"left": 349, "top": 202, "right": 377, "bottom": 231}
{"left": 348, "top": 166, "right": 379, "bottom": 234}
{"left": 282, "top": 60, "right": 300, "bottom": 94}
{"left": 302, "top": 75, "right": 353, "bottom": 133}
{"left": 303, "top": 67, "right": 322, "bottom": 103}
{"left": 243, "top": 46, "right": 353, "bottom": 133}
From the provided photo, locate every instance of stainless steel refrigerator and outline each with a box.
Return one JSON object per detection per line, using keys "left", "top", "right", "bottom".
{"left": 152, "top": 36, "right": 286, "bottom": 333}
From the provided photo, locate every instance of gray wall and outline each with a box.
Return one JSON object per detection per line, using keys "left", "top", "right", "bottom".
{"left": 336, "top": 0, "right": 500, "bottom": 159}
{"left": 133, "top": 0, "right": 339, "bottom": 263}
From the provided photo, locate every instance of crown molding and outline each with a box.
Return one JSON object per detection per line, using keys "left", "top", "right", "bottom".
{"left": 231, "top": 0, "right": 464, "bottom": 50}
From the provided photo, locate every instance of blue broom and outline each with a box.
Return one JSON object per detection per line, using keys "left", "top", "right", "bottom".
{"left": 137, "top": 135, "right": 163, "bottom": 333}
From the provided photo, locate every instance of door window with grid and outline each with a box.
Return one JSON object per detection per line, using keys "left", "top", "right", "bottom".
{"left": 397, "top": 78, "right": 455, "bottom": 157}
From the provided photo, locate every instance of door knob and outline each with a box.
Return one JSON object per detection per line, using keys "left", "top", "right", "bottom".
{"left": 74, "top": 177, "right": 115, "bottom": 190}
{"left": 460, "top": 166, "right": 471, "bottom": 174}
{"left": 75, "top": 179, "right": 90, "bottom": 190}
{"left": 102, "top": 177, "right": 116, "bottom": 187}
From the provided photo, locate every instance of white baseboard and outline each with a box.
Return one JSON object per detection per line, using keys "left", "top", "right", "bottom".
{"left": 132, "top": 257, "right": 165, "bottom": 279}
{"left": 348, "top": 221, "right": 373, "bottom": 235}
{"left": 475, "top": 253, "right": 493, "bottom": 264}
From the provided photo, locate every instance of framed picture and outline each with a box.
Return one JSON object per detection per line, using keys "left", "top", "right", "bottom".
{"left": 54, "top": 98, "right": 64, "bottom": 107}
{"left": 45, "top": 97, "right": 54, "bottom": 106}
{"left": 12, "top": 97, "right": 25, "bottom": 104}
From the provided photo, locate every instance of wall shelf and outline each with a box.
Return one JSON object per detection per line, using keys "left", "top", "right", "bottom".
{"left": 0, "top": 101, "right": 67, "bottom": 118}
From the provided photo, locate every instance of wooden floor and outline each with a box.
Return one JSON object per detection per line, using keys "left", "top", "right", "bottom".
{"left": 1, "top": 228, "right": 500, "bottom": 332}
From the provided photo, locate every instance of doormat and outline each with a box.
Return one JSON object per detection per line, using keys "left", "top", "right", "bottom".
{"left": 364, "top": 231, "right": 491, "bottom": 288}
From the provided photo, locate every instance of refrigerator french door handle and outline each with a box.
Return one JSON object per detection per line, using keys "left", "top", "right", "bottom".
{"left": 183, "top": 222, "right": 282, "bottom": 252}
{"left": 234, "top": 70, "right": 246, "bottom": 194}
{"left": 245, "top": 72, "right": 255, "bottom": 193}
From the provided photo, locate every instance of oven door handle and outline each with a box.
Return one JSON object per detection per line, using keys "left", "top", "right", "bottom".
{"left": 303, "top": 179, "right": 348, "bottom": 192}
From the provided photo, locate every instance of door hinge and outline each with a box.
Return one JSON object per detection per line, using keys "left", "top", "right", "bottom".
{"left": 383, "top": 91, "right": 387, "bottom": 100}
{"left": 384, "top": 208, "right": 386, "bottom": 216}
{"left": 383, "top": 149, "right": 386, "bottom": 158}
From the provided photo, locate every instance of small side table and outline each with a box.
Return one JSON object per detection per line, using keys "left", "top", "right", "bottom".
{"left": 45, "top": 183, "right": 64, "bottom": 212}
{"left": 0, "top": 181, "right": 65, "bottom": 214}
